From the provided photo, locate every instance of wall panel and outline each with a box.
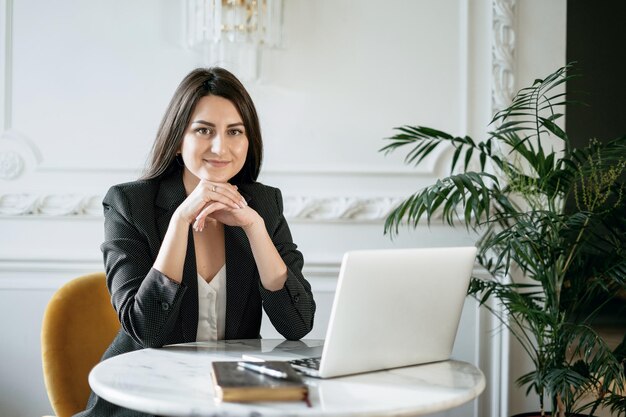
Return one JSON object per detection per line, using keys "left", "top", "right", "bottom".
{"left": 0, "top": 1, "right": 568, "bottom": 416}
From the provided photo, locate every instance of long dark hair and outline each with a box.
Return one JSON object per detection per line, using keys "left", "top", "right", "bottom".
{"left": 141, "top": 67, "right": 263, "bottom": 184}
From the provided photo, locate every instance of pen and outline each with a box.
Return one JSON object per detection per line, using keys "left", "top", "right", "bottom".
{"left": 237, "top": 361, "right": 289, "bottom": 379}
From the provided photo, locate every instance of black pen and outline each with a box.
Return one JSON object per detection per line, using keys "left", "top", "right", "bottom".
{"left": 237, "top": 361, "right": 289, "bottom": 379}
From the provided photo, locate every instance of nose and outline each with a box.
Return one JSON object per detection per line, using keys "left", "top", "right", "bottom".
{"left": 210, "top": 134, "right": 224, "bottom": 155}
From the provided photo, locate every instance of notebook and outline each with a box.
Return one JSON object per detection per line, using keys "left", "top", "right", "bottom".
{"left": 252, "top": 247, "right": 477, "bottom": 378}
{"left": 211, "top": 361, "right": 308, "bottom": 403}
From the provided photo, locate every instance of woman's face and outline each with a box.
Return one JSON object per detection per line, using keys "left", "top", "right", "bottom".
{"left": 179, "top": 95, "right": 249, "bottom": 184}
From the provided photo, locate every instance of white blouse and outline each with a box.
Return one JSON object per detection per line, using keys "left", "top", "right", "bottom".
{"left": 196, "top": 264, "right": 227, "bottom": 341}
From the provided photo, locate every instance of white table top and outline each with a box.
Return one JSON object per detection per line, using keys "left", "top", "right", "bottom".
{"left": 89, "top": 339, "right": 485, "bottom": 417}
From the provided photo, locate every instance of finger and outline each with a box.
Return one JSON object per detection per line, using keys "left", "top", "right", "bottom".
{"left": 206, "top": 183, "right": 247, "bottom": 208}
{"left": 202, "top": 188, "right": 240, "bottom": 210}
{"left": 193, "top": 202, "right": 228, "bottom": 232}
{"left": 209, "top": 188, "right": 248, "bottom": 209}
{"left": 201, "top": 180, "right": 243, "bottom": 201}
{"left": 212, "top": 183, "right": 246, "bottom": 207}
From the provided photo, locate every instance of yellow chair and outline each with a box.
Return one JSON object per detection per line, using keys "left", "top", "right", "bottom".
{"left": 41, "top": 272, "right": 120, "bottom": 417}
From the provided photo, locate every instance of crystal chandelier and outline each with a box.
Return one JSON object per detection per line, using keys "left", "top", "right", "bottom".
{"left": 184, "top": 0, "right": 283, "bottom": 80}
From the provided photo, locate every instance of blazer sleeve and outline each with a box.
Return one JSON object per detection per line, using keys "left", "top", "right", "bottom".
{"left": 258, "top": 187, "right": 316, "bottom": 340}
{"left": 101, "top": 185, "right": 188, "bottom": 348}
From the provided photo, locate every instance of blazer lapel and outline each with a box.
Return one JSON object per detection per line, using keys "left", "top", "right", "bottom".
{"left": 155, "top": 169, "right": 199, "bottom": 342}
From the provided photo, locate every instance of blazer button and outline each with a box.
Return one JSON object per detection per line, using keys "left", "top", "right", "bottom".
{"left": 293, "top": 294, "right": 300, "bottom": 303}
{"left": 161, "top": 301, "right": 170, "bottom": 311}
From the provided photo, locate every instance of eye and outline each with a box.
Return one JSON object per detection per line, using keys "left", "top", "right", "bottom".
{"left": 227, "top": 128, "right": 244, "bottom": 136}
{"left": 195, "top": 127, "right": 212, "bottom": 136}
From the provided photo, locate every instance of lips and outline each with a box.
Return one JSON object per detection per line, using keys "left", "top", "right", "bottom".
{"left": 204, "top": 159, "right": 230, "bottom": 168}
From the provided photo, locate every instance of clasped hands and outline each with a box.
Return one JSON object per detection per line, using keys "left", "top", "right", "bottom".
{"left": 175, "top": 179, "right": 260, "bottom": 232}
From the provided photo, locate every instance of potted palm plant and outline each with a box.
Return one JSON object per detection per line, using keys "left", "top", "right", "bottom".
{"left": 380, "top": 64, "right": 626, "bottom": 417}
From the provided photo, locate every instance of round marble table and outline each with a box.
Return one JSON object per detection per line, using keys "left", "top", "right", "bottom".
{"left": 89, "top": 339, "right": 485, "bottom": 417}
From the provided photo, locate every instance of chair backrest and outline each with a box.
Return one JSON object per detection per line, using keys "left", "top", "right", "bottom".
{"left": 41, "top": 272, "right": 120, "bottom": 417}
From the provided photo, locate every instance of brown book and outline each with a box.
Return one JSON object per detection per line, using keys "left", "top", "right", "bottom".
{"left": 211, "top": 361, "right": 309, "bottom": 403}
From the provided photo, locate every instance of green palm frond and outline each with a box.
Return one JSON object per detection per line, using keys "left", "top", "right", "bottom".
{"left": 380, "top": 126, "right": 496, "bottom": 174}
{"left": 380, "top": 63, "right": 626, "bottom": 415}
{"left": 602, "top": 395, "right": 626, "bottom": 417}
{"left": 383, "top": 171, "right": 501, "bottom": 235}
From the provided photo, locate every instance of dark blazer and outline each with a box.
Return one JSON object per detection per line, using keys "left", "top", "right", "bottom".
{"left": 76, "top": 166, "right": 315, "bottom": 417}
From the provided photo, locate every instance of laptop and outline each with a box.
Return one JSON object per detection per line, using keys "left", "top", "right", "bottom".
{"left": 281, "top": 246, "right": 477, "bottom": 378}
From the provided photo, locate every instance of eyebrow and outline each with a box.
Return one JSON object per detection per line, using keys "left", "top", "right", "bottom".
{"left": 191, "top": 120, "right": 244, "bottom": 128}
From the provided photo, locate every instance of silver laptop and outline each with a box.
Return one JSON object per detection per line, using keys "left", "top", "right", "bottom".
{"left": 287, "top": 246, "right": 477, "bottom": 378}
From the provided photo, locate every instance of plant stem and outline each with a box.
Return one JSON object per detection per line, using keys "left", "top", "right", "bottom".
{"left": 561, "top": 216, "right": 590, "bottom": 276}
{"left": 557, "top": 393, "right": 565, "bottom": 417}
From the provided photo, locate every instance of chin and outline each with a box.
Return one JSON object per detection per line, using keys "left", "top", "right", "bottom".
{"left": 203, "top": 172, "right": 234, "bottom": 183}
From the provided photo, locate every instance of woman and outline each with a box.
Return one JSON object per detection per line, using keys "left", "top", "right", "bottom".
{"left": 76, "top": 67, "right": 315, "bottom": 416}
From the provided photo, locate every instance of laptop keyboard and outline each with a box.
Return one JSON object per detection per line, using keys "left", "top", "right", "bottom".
{"left": 290, "top": 357, "right": 321, "bottom": 370}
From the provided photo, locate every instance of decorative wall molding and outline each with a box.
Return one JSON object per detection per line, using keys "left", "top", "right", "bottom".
{"left": 492, "top": 0, "right": 516, "bottom": 113}
{"left": 1, "top": 0, "right": 13, "bottom": 132}
{"left": 0, "top": 193, "right": 405, "bottom": 221}
{"left": 0, "top": 193, "right": 102, "bottom": 216}
{"left": 0, "top": 150, "right": 22, "bottom": 179}
{"left": 0, "top": 129, "right": 42, "bottom": 180}
{"left": 283, "top": 196, "right": 402, "bottom": 221}
{"left": 490, "top": 2, "right": 515, "bottom": 416}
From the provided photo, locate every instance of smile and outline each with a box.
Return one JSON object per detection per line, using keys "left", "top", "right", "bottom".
{"left": 204, "top": 159, "right": 230, "bottom": 168}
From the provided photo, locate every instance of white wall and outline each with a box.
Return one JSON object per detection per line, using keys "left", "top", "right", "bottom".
{"left": 0, "top": 1, "right": 565, "bottom": 416}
